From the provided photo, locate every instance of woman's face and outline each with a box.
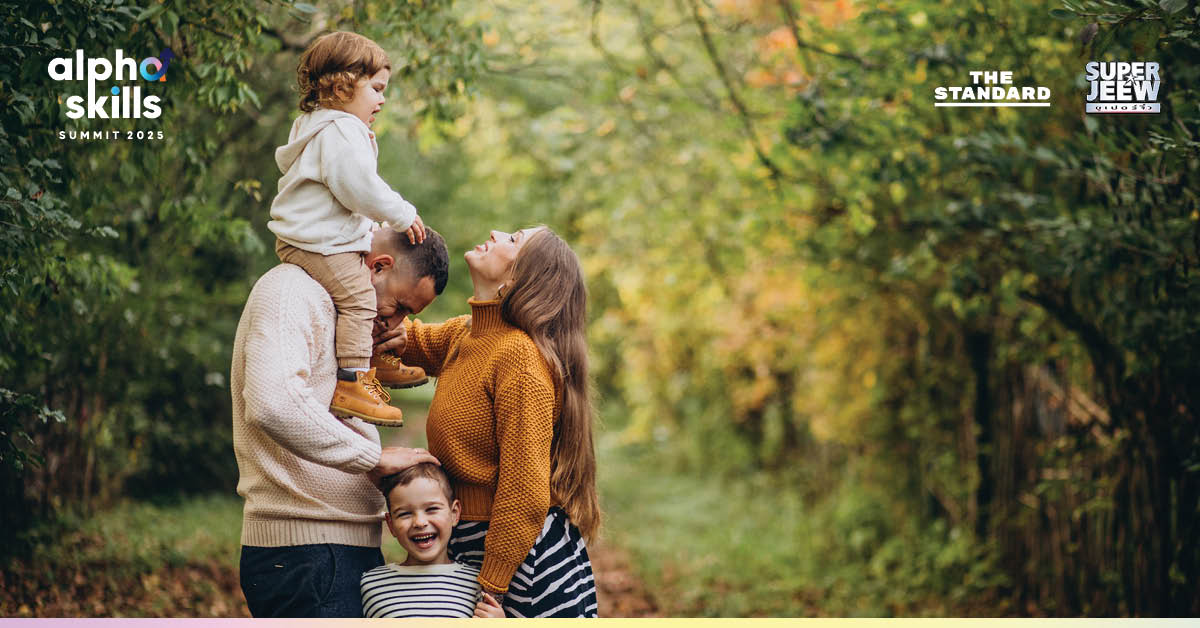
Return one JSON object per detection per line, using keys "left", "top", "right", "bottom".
{"left": 464, "top": 227, "right": 542, "bottom": 284}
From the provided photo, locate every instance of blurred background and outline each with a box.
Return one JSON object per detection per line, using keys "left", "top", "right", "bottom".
{"left": 1, "top": 0, "right": 1198, "bottom": 617}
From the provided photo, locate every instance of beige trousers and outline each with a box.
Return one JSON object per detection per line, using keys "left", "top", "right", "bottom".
{"left": 275, "top": 239, "right": 375, "bottom": 369}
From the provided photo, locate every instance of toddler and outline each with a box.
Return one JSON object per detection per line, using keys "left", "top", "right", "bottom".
{"left": 269, "top": 31, "right": 429, "bottom": 426}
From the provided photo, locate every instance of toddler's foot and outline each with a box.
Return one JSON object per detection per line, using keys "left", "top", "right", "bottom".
{"left": 331, "top": 368, "right": 405, "bottom": 427}
{"left": 371, "top": 352, "right": 430, "bottom": 389}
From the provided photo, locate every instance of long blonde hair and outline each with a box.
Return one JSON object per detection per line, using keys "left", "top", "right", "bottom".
{"left": 500, "top": 228, "right": 600, "bottom": 540}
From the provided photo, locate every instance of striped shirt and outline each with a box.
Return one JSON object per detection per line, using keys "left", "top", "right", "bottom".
{"left": 360, "top": 561, "right": 482, "bottom": 618}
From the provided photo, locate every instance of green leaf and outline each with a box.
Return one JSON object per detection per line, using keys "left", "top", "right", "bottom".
{"left": 293, "top": 2, "right": 318, "bottom": 13}
{"left": 136, "top": 4, "right": 165, "bottom": 21}
{"left": 1130, "top": 23, "right": 1161, "bottom": 54}
{"left": 1049, "top": 8, "right": 1075, "bottom": 19}
{"left": 1159, "top": 0, "right": 1187, "bottom": 14}
{"left": 1092, "top": 25, "right": 1117, "bottom": 56}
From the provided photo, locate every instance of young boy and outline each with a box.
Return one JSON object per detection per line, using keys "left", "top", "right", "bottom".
{"left": 360, "top": 463, "right": 505, "bottom": 618}
{"left": 269, "top": 31, "right": 429, "bottom": 427}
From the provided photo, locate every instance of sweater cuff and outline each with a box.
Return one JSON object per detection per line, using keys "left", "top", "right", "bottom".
{"left": 478, "top": 557, "right": 519, "bottom": 594}
{"left": 341, "top": 437, "right": 382, "bottom": 475}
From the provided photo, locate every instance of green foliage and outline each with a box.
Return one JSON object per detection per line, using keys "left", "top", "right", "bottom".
{"left": 433, "top": 0, "right": 1199, "bottom": 615}
{"left": 599, "top": 440, "right": 1008, "bottom": 616}
{"left": 2, "top": 494, "right": 245, "bottom": 617}
{"left": 14, "top": 494, "right": 244, "bottom": 573}
{"left": 810, "top": 0, "right": 1200, "bottom": 614}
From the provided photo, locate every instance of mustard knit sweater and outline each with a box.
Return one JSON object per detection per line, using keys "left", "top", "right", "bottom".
{"left": 402, "top": 298, "right": 560, "bottom": 594}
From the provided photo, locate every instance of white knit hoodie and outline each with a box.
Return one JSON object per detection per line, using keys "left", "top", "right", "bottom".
{"left": 268, "top": 108, "right": 416, "bottom": 255}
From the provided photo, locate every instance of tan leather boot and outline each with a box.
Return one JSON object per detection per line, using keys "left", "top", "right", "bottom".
{"left": 371, "top": 352, "right": 430, "bottom": 389}
{"left": 330, "top": 368, "right": 405, "bottom": 427}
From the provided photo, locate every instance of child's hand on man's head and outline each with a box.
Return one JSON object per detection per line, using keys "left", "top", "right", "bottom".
{"left": 404, "top": 215, "right": 426, "bottom": 244}
{"left": 474, "top": 592, "right": 505, "bottom": 618}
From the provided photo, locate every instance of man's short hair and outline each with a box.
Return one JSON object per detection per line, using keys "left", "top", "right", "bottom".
{"left": 379, "top": 226, "right": 450, "bottom": 294}
{"left": 379, "top": 462, "right": 454, "bottom": 509}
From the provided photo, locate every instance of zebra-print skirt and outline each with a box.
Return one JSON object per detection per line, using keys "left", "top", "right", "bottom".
{"left": 447, "top": 506, "right": 598, "bottom": 618}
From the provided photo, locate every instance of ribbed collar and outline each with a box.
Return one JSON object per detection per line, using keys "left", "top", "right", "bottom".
{"left": 467, "top": 297, "right": 507, "bottom": 336}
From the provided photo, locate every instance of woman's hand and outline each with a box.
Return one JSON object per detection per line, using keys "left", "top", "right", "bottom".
{"left": 474, "top": 592, "right": 505, "bottom": 618}
{"left": 366, "top": 447, "right": 439, "bottom": 486}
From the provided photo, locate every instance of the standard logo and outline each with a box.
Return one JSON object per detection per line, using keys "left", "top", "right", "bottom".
{"left": 934, "top": 70, "right": 1051, "bottom": 108}
{"left": 47, "top": 48, "right": 174, "bottom": 119}
{"left": 1084, "top": 61, "right": 1160, "bottom": 114}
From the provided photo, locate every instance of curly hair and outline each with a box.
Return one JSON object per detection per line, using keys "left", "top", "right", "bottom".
{"left": 296, "top": 31, "right": 391, "bottom": 112}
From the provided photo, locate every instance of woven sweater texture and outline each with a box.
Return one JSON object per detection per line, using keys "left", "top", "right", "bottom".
{"left": 231, "top": 263, "right": 385, "bottom": 548}
{"left": 402, "top": 298, "right": 559, "bottom": 593}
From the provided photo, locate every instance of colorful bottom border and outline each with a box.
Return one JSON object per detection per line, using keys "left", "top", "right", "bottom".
{"left": 2, "top": 620, "right": 1200, "bottom": 625}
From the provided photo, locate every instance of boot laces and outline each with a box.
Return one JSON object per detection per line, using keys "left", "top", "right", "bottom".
{"left": 378, "top": 352, "right": 401, "bottom": 367}
{"left": 364, "top": 377, "right": 392, "bottom": 403}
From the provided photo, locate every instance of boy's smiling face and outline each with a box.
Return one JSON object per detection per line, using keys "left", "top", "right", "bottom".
{"left": 385, "top": 477, "right": 460, "bottom": 566}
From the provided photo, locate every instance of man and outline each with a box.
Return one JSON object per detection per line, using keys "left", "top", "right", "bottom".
{"left": 232, "top": 225, "right": 451, "bottom": 617}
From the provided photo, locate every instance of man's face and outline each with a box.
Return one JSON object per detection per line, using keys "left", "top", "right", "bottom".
{"left": 371, "top": 264, "right": 437, "bottom": 330}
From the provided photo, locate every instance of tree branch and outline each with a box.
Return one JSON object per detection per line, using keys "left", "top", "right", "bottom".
{"left": 631, "top": 2, "right": 724, "bottom": 112}
{"left": 181, "top": 19, "right": 235, "bottom": 41}
{"left": 683, "top": 0, "right": 785, "bottom": 183}
{"left": 1019, "top": 288, "right": 1124, "bottom": 410}
{"left": 776, "top": 0, "right": 877, "bottom": 68}
{"left": 260, "top": 26, "right": 315, "bottom": 52}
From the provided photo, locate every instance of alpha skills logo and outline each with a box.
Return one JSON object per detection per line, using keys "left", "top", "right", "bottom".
{"left": 1085, "top": 61, "right": 1160, "bottom": 114}
{"left": 48, "top": 48, "right": 175, "bottom": 119}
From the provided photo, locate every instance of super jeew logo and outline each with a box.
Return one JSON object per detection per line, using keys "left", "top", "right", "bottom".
{"left": 48, "top": 48, "right": 175, "bottom": 119}
{"left": 1085, "top": 61, "right": 1160, "bottom": 114}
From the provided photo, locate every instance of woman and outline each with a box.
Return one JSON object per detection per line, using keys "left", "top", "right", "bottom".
{"left": 390, "top": 226, "right": 600, "bottom": 618}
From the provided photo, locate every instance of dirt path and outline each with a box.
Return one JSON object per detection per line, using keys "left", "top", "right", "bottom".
{"left": 5, "top": 541, "right": 657, "bottom": 618}
{"left": 591, "top": 539, "right": 659, "bottom": 617}
{"left": 1, "top": 558, "right": 251, "bottom": 618}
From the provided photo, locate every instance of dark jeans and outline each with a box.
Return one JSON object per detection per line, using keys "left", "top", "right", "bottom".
{"left": 240, "top": 544, "right": 384, "bottom": 618}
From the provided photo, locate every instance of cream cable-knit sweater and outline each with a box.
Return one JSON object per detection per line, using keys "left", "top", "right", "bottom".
{"left": 231, "top": 263, "right": 385, "bottom": 547}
